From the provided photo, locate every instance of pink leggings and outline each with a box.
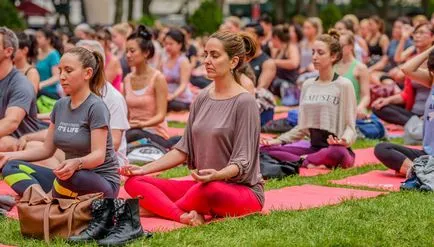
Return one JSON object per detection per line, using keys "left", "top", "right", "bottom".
{"left": 124, "top": 176, "right": 262, "bottom": 222}
{"left": 261, "top": 141, "right": 355, "bottom": 168}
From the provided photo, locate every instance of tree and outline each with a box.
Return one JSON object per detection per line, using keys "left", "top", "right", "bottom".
{"left": 189, "top": 0, "right": 223, "bottom": 36}
{"left": 142, "top": 0, "right": 152, "bottom": 15}
{"left": 52, "top": 0, "right": 72, "bottom": 31}
{"left": 294, "top": 0, "right": 304, "bottom": 15}
{"left": 367, "top": 0, "right": 390, "bottom": 20}
{"left": 421, "top": 0, "right": 430, "bottom": 16}
{"left": 307, "top": 0, "right": 318, "bottom": 17}
{"left": 0, "top": 0, "right": 25, "bottom": 30}
{"left": 128, "top": 0, "right": 134, "bottom": 21}
{"left": 114, "top": 0, "right": 123, "bottom": 23}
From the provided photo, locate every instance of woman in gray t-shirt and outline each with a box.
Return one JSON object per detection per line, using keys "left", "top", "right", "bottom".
{"left": 1, "top": 47, "right": 120, "bottom": 198}
{"left": 120, "top": 31, "right": 264, "bottom": 226}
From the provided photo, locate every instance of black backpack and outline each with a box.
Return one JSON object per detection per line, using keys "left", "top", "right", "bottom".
{"left": 259, "top": 152, "right": 301, "bottom": 179}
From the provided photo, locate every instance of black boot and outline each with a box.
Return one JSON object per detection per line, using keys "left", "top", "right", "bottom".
{"left": 98, "top": 198, "right": 152, "bottom": 246}
{"left": 68, "top": 198, "right": 115, "bottom": 243}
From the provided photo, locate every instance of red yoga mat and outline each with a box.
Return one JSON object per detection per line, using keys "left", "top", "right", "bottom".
{"left": 262, "top": 184, "right": 386, "bottom": 212}
{"left": 273, "top": 112, "right": 287, "bottom": 120}
{"left": 353, "top": 147, "right": 379, "bottom": 167}
{"left": 167, "top": 127, "right": 184, "bottom": 137}
{"left": 330, "top": 170, "right": 404, "bottom": 191}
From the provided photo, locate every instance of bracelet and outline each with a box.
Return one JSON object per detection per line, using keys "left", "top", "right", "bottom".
{"left": 77, "top": 158, "right": 84, "bottom": 170}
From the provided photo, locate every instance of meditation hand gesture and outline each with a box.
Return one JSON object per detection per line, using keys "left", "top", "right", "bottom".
{"left": 16, "top": 136, "right": 28, "bottom": 151}
{"left": 119, "top": 165, "right": 145, "bottom": 177}
{"left": 260, "top": 138, "right": 283, "bottom": 146}
{"left": 53, "top": 159, "right": 81, "bottom": 181}
{"left": 191, "top": 169, "right": 220, "bottom": 183}
{"left": 129, "top": 120, "right": 144, "bottom": 129}
{"left": 327, "top": 135, "right": 349, "bottom": 146}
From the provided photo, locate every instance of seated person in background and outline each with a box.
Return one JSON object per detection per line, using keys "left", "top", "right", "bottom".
{"left": 371, "top": 23, "right": 434, "bottom": 126}
{"left": 123, "top": 26, "right": 177, "bottom": 149}
{"left": 14, "top": 32, "right": 40, "bottom": 94}
{"left": 0, "top": 47, "right": 120, "bottom": 198}
{"left": 161, "top": 29, "right": 193, "bottom": 112}
{"left": 14, "top": 40, "right": 130, "bottom": 168}
{"left": 261, "top": 30, "right": 357, "bottom": 169}
{"left": 120, "top": 31, "right": 264, "bottom": 226}
{"left": 335, "top": 31, "right": 370, "bottom": 119}
{"left": 270, "top": 24, "right": 300, "bottom": 97}
{"left": 0, "top": 27, "right": 45, "bottom": 152}
{"left": 244, "top": 24, "right": 277, "bottom": 126}
{"left": 375, "top": 44, "right": 434, "bottom": 177}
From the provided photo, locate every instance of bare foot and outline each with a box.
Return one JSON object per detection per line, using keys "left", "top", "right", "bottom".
{"left": 180, "top": 211, "right": 205, "bottom": 226}
{"left": 139, "top": 207, "right": 156, "bottom": 217}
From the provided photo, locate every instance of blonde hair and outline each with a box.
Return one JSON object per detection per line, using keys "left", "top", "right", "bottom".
{"left": 112, "top": 23, "right": 130, "bottom": 37}
{"left": 306, "top": 17, "right": 323, "bottom": 36}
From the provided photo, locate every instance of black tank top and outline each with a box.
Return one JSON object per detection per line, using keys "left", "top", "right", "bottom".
{"left": 368, "top": 36, "right": 383, "bottom": 56}
{"left": 249, "top": 52, "right": 270, "bottom": 87}
{"left": 275, "top": 47, "right": 299, "bottom": 83}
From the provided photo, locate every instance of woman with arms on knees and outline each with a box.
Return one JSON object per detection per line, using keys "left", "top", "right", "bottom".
{"left": 335, "top": 31, "right": 370, "bottom": 119}
{"left": 371, "top": 23, "right": 434, "bottom": 126}
{"left": 120, "top": 31, "right": 263, "bottom": 225}
{"left": 123, "top": 26, "right": 174, "bottom": 148}
{"left": 374, "top": 44, "right": 434, "bottom": 177}
{"left": 0, "top": 47, "right": 120, "bottom": 198}
{"left": 161, "top": 29, "right": 193, "bottom": 112}
{"left": 260, "top": 30, "right": 357, "bottom": 169}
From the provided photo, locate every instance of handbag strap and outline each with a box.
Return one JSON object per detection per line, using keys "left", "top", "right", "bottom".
{"left": 66, "top": 202, "right": 80, "bottom": 237}
{"left": 43, "top": 203, "right": 53, "bottom": 243}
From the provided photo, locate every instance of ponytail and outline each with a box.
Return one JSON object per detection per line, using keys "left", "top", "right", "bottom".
{"left": 90, "top": 51, "right": 106, "bottom": 96}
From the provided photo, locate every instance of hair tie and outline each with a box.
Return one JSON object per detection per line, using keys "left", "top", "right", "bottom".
{"left": 139, "top": 30, "right": 151, "bottom": 40}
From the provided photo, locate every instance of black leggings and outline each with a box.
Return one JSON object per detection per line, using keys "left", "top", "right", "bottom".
{"left": 374, "top": 142, "right": 426, "bottom": 172}
{"left": 2, "top": 160, "right": 119, "bottom": 198}
{"left": 372, "top": 104, "right": 417, "bottom": 126}
{"left": 168, "top": 100, "right": 190, "bottom": 112}
{"left": 126, "top": 128, "right": 180, "bottom": 149}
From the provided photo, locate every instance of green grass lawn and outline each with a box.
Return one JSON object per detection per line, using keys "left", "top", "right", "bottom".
{"left": 2, "top": 137, "right": 430, "bottom": 247}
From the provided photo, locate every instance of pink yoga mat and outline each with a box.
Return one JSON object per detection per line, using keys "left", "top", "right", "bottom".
{"left": 263, "top": 184, "right": 386, "bottom": 212}
{"left": 167, "top": 127, "right": 184, "bottom": 137}
{"left": 166, "top": 112, "right": 189, "bottom": 123}
{"left": 353, "top": 147, "right": 379, "bottom": 167}
{"left": 330, "top": 170, "right": 404, "bottom": 191}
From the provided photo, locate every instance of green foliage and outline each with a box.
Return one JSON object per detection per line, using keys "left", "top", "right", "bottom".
{"left": 319, "top": 4, "right": 343, "bottom": 31}
{"left": 138, "top": 15, "right": 156, "bottom": 27}
{"left": 0, "top": 0, "right": 26, "bottom": 30}
{"left": 188, "top": 0, "right": 223, "bottom": 36}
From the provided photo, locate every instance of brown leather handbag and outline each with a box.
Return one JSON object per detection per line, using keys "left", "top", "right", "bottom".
{"left": 17, "top": 184, "right": 103, "bottom": 243}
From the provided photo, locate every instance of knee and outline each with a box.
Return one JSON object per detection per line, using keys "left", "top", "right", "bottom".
{"left": 1, "top": 160, "right": 22, "bottom": 176}
{"left": 124, "top": 176, "right": 141, "bottom": 191}
{"left": 199, "top": 182, "right": 226, "bottom": 200}
{"left": 0, "top": 136, "right": 18, "bottom": 152}
{"left": 374, "top": 142, "right": 390, "bottom": 161}
{"left": 326, "top": 146, "right": 348, "bottom": 161}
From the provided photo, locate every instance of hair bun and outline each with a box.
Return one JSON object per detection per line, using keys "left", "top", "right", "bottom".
{"left": 137, "top": 25, "right": 152, "bottom": 41}
{"left": 327, "top": 28, "right": 340, "bottom": 41}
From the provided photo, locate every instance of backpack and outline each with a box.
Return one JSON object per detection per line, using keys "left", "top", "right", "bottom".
{"left": 259, "top": 152, "right": 300, "bottom": 179}
{"left": 126, "top": 138, "right": 167, "bottom": 165}
{"left": 404, "top": 115, "right": 423, "bottom": 145}
{"left": 356, "top": 115, "right": 386, "bottom": 139}
{"left": 286, "top": 109, "right": 299, "bottom": 126}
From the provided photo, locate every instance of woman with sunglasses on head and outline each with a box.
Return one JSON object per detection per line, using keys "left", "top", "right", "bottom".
{"left": 374, "top": 42, "right": 434, "bottom": 177}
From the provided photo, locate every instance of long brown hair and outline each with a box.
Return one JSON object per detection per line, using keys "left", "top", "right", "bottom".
{"left": 64, "top": 47, "right": 106, "bottom": 96}
{"left": 209, "top": 31, "right": 257, "bottom": 83}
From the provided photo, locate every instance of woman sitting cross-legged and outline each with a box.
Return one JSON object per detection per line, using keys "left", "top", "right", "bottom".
{"left": 374, "top": 44, "right": 434, "bottom": 177}
{"left": 0, "top": 47, "right": 120, "bottom": 198}
{"left": 120, "top": 31, "right": 264, "bottom": 226}
{"left": 260, "top": 29, "right": 357, "bottom": 169}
